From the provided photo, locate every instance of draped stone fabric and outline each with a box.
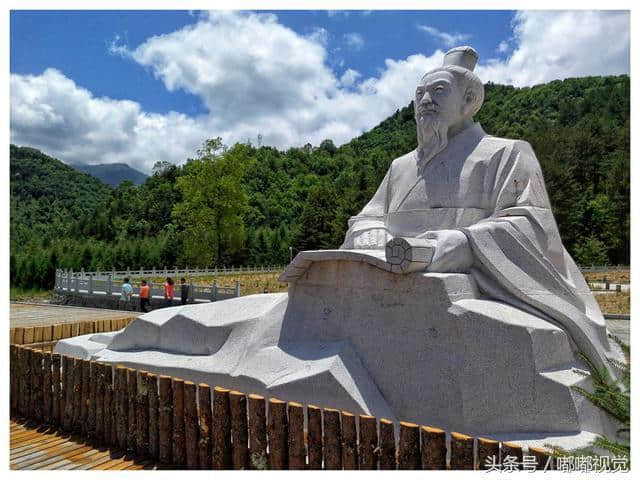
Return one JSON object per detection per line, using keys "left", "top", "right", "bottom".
{"left": 342, "top": 122, "right": 622, "bottom": 376}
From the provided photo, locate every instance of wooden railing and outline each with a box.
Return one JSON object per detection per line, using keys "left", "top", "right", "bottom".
{"left": 9, "top": 344, "right": 555, "bottom": 470}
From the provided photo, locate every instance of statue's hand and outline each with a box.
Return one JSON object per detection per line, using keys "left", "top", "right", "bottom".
{"left": 418, "top": 229, "right": 474, "bottom": 273}
{"left": 351, "top": 228, "right": 391, "bottom": 249}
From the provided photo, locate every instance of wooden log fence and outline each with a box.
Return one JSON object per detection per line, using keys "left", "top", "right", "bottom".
{"left": 9, "top": 317, "right": 136, "bottom": 348}
{"left": 9, "top": 343, "right": 555, "bottom": 470}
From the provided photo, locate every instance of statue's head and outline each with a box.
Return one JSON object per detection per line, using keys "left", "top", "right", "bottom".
{"left": 415, "top": 46, "right": 484, "bottom": 160}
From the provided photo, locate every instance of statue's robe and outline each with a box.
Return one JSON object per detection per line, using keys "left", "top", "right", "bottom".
{"left": 341, "top": 122, "right": 622, "bottom": 376}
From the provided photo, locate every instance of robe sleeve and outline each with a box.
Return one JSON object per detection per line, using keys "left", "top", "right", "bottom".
{"left": 461, "top": 140, "right": 621, "bottom": 376}
{"left": 340, "top": 163, "right": 392, "bottom": 249}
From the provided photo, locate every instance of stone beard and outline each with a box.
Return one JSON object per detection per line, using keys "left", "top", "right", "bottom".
{"left": 415, "top": 102, "right": 449, "bottom": 166}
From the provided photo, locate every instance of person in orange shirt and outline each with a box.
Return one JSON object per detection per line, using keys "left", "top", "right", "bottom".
{"left": 164, "top": 277, "right": 175, "bottom": 307}
{"left": 139, "top": 279, "right": 151, "bottom": 313}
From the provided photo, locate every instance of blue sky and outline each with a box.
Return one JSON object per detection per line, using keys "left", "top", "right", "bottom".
{"left": 10, "top": 10, "right": 630, "bottom": 172}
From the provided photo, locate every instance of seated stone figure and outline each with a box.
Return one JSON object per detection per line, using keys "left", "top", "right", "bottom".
{"left": 56, "top": 46, "right": 623, "bottom": 450}
{"left": 342, "top": 45, "right": 620, "bottom": 381}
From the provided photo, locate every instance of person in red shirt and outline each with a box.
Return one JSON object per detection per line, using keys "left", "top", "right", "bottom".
{"left": 164, "top": 277, "right": 175, "bottom": 307}
{"left": 139, "top": 279, "right": 151, "bottom": 313}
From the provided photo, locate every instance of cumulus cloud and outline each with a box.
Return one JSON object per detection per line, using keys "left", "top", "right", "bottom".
{"left": 477, "top": 11, "right": 629, "bottom": 87}
{"left": 10, "top": 69, "right": 207, "bottom": 173}
{"left": 417, "top": 25, "right": 471, "bottom": 48}
{"left": 497, "top": 41, "right": 509, "bottom": 53}
{"left": 10, "top": 10, "right": 630, "bottom": 173}
{"left": 343, "top": 32, "right": 364, "bottom": 50}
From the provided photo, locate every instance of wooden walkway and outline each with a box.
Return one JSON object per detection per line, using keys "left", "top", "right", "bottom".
{"left": 10, "top": 418, "right": 158, "bottom": 470}
{"left": 10, "top": 303, "right": 140, "bottom": 328}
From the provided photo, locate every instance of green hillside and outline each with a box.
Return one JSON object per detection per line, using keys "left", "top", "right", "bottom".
{"left": 10, "top": 75, "right": 629, "bottom": 288}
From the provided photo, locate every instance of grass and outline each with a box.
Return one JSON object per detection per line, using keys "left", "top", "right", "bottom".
{"left": 582, "top": 270, "right": 630, "bottom": 285}
{"left": 10, "top": 287, "right": 53, "bottom": 302}
{"left": 128, "top": 272, "right": 289, "bottom": 296}
{"left": 594, "top": 292, "right": 630, "bottom": 315}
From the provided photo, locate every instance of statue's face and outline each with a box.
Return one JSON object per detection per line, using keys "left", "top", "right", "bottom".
{"left": 415, "top": 70, "right": 464, "bottom": 132}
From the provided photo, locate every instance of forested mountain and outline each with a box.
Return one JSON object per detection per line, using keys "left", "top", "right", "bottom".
{"left": 10, "top": 75, "right": 629, "bottom": 289}
{"left": 72, "top": 163, "right": 148, "bottom": 187}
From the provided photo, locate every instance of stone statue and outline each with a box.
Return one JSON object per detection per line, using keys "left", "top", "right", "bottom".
{"left": 342, "top": 46, "right": 620, "bottom": 381}
{"left": 56, "top": 46, "right": 623, "bottom": 450}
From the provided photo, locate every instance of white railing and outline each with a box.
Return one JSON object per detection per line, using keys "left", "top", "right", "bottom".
{"left": 54, "top": 270, "right": 240, "bottom": 302}
{"left": 57, "top": 265, "right": 286, "bottom": 281}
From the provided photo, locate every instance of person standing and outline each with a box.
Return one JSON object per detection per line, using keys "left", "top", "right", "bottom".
{"left": 120, "top": 277, "right": 133, "bottom": 310}
{"left": 180, "top": 277, "right": 189, "bottom": 305}
{"left": 139, "top": 279, "right": 151, "bottom": 313}
{"left": 164, "top": 277, "right": 175, "bottom": 307}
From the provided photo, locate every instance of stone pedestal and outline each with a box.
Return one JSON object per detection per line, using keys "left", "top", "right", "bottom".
{"left": 55, "top": 251, "right": 619, "bottom": 449}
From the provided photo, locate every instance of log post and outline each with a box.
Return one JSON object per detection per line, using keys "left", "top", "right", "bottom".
{"left": 501, "top": 441, "right": 523, "bottom": 469}
{"left": 358, "top": 414, "right": 378, "bottom": 469}
{"left": 80, "top": 359, "right": 90, "bottom": 436}
{"left": 158, "top": 375, "right": 173, "bottom": 465}
{"left": 341, "top": 411, "right": 358, "bottom": 469}
{"left": 477, "top": 437, "right": 499, "bottom": 470}
{"left": 23, "top": 327, "right": 35, "bottom": 345}
{"left": 529, "top": 446, "right": 554, "bottom": 471}
{"left": 52, "top": 324, "right": 63, "bottom": 341}
{"left": 136, "top": 372, "right": 150, "bottom": 458}
{"left": 287, "top": 402, "right": 305, "bottom": 469}
{"left": 103, "top": 364, "right": 114, "bottom": 446}
{"left": 148, "top": 373, "right": 159, "bottom": 460}
{"left": 267, "top": 398, "right": 288, "bottom": 469}
{"left": 115, "top": 366, "right": 128, "bottom": 449}
{"left": 248, "top": 394, "right": 268, "bottom": 470}
{"left": 14, "top": 327, "right": 25, "bottom": 345}
{"left": 62, "top": 355, "right": 74, "bottom": 431}
{"left": 450, "top": 432, "right": 474, "bottom": 470}
{"left": 24, "top": 348, "right": 34, "bottom": 419}
{"left": 87, "top": 361, "right": 97, "bottom": 437}
{"left": 72, "top": 358, "right": 83, "bottom": 432}
{"left": 51, "top": 353, "right": 61, "bottom": 426}
{"left": 172, "top": 378, "right": 186, "bottom": 467}
{"left": 197, "top": 384, "right": 213, "bottom": 468}
{"left": 323, "top": 408, "right": 342, "bottom": 470}
{"left": 127, "top": 368, "right": 137, "bottom": 452}
{"left": 398, "top": 421, "right": 420, "bottom": 469}
{"left": 16, "top": 348, "right": 24, "bottom": 416}
{"left": 212, "top": 386, "right": 232, "bottom": 468}
{"left": 31, "top": 350, "right": 44, "bottom": 422}
{"left": 421, "top": 425, "right": 446, "bottom": 469}
{"left": 307, "top": 404, "right": 323, "bottom": 469}
{"left": 94, "top": 363, "right": 105, "bottom": 442}
{"left": 183, "top": 381, "right": 199, "bottom": 468}
{"left": 229, "top": 390, "right": 248, "bottom": 469}
{"left": 379, "top": 418, "right": 396, "bottom": 470}
{"left": 10, "top": 345, "right": 17, "bottom": 415}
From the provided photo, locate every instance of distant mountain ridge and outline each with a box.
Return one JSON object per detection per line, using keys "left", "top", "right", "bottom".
{"left": 72, "top": 162, "right": 148, "bottom": 187}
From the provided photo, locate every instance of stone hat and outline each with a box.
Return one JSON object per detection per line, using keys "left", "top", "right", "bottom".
{"left": 442, "top": 46, "right": 478, "bottom": 72}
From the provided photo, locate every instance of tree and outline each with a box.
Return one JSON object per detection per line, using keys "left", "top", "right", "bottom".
{"left": 293, "top": 182, "right": 338, "bottom": 251}
{"left": 172, "top": 139, "right": 252, "bottom": 266}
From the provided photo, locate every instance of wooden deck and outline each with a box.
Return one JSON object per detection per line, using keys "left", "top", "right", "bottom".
{"left": 10, "top": 418, "right": 158, "bottom": 470}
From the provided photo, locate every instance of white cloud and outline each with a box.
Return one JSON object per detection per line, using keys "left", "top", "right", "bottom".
{"left": 308, "top": 27, "right": 329, "bottom": 46}
{"left": 10, "top": 68, "right": 206, "bottom": 173}
{"left": 477, "top": 11, "right": 629, "bottom": 87}
{"left": 344, "top": 32, "right": 364, "bottom": 50}
{"left": 417, "top": 25, "right": 471, "bottom": 48}
{"left": 497, "top": 40, "right": 509, "bottom": 53}
{"left": 11, "top": 10, "right": 630, "bottom": 173}
{"left": 339, "top": 68, "right": 361, "bottom": 88}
